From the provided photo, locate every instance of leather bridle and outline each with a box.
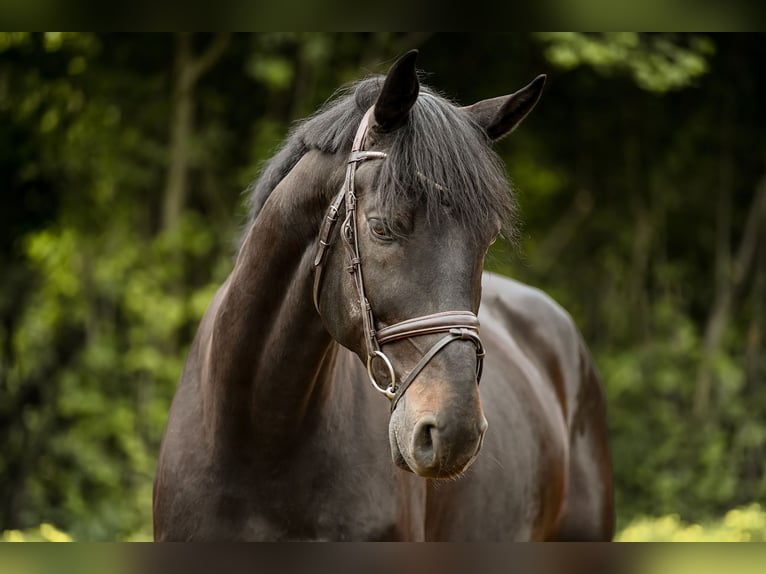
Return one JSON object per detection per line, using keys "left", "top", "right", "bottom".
{"left": 312, "top": 106, "right": 485, "bottom": 412}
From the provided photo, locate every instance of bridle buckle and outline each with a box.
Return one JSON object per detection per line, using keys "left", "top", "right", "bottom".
{"left": 451, "top": 327, "right": 472, "bottom": 340}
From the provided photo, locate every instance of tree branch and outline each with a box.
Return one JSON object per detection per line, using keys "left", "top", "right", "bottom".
{"left": 162, "top": 33, "right": 231, "bottom": 233}
{"left": 694, "top": 171, "right": 766, "bottom": 417}
{"left": 187, "top": 33, "right": 231, "bottom": 88}
{"left": 534, "top": 189, "right": 594, "bottom": 274}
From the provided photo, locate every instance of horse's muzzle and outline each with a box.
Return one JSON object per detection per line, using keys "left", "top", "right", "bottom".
{"left": 389, "top": 407, "right": 488, "bottom": 479}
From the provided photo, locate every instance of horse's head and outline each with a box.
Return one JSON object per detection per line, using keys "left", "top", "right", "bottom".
{"left": 315, "top": 51, "right": 545, "bottom": 479}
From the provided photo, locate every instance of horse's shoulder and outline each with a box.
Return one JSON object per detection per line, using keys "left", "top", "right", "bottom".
{"left": 480, "top": 272, "right": 593, "bottom": 422}
{"left": 480, "top": 271, "right": 580, "bottom": 345}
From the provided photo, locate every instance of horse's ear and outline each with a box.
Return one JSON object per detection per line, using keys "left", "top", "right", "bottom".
{"left": 373, "top": 50, "right": 420, "bottom": 132}
{"left": 463, "top": 74, "right": 546, "bottom": 141}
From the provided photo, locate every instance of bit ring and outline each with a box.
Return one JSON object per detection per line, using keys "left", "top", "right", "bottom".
{"left": 367, "top": 351, "right": 396, "bottom": 399}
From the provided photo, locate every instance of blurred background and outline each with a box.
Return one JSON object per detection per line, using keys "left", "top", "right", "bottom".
{"left": 0, "top": 33, "right": 764, "bottom": 541}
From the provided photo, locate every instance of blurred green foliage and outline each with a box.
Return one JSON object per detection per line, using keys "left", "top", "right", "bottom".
{"left": 537, "top": 33, "right": 714, "bottom": 92}
{"left": 5, "top": 501, "right": 766, "bottom": 542}
{"left": 1, "top": 33, "right": 765, "bottom": 540}
{"left": 2, "top": 523, "right": 73, "bottom": 542}
{"left": 617, "top": 503, "right": 766, "bottom": 542}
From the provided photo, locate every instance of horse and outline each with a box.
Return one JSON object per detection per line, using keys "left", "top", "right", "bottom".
{"left": 153, "top": 50, "right": 614, "bottom": 541}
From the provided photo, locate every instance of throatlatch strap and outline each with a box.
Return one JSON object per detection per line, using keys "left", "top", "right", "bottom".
{"left": 312, "top": 106, "right": 386, "bottom": 317}
{"left": 312, "top": 187, "right": 346, "bottom": 312}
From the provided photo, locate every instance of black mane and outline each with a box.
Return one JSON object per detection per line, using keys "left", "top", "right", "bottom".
{"left": 245, "top": 76, "right": 515, "bottom": 243}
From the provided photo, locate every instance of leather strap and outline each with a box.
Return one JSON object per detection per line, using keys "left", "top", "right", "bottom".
{"left": 312, "top": 187, "right": 346, "bottom": 310}
{"left": 340, "top": 107, "right": 381, "bottom": 358}
{"left": 389, "top": 327, "right": 484, "bottom": 413}
{"left": 312, "top": 108, "right": 386, "bottom": 316}
{"left": 377, "top": 311, "right": 480, "bottom": 345}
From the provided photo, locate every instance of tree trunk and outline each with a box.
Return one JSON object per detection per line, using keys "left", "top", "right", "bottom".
{"left": 744, "top": 242, "right": 765, "bottom": 390}
{"left": 694, "top": 170, "right": 766, "bottom": 417}
{"left": 161, "top": 33, "right": 231, "bottom": 233}
{"left": 534, "top": 188, "right": 593, "bottom": 274}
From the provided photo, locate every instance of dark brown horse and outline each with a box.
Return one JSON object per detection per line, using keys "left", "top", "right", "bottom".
{"left": 153, "top": 51, "right": 614, "bottom": 541}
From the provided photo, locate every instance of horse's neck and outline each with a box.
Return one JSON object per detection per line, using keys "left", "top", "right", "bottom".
{"left": 202, "top": 152, "right": 339, "bottom": 452}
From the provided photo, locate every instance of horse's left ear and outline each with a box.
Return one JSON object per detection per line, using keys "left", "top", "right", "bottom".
{"left": 373, "top": 50, "right": 420, "bottom": 132}
{"left": 463, "top": 74, "right": 546, "bottom": 141}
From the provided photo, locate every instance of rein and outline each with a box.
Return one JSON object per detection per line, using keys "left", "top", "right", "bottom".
{"left": 312, "top": 106, "right": 485, "bottom": 412}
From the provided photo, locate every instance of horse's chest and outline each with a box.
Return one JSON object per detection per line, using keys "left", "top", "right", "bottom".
{"left": 235, "top": 451, "right": 410, "bottom": 540}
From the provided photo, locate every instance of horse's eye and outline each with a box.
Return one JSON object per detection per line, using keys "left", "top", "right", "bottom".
{"left": 368, "top": 218, "right": 392, "bottom": 240}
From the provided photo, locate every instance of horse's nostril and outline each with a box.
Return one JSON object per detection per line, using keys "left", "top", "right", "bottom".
{"left": 420, "top": 423, "right": 435, "bottom": 448}
{"left": 475, "top": 417, "right": 489, "bottom": 455}
{"left": 412, "top": 416, "right": 440, "bottom": 468}
{"left": 406, "top": 413, "right": 485, "bottom": 477}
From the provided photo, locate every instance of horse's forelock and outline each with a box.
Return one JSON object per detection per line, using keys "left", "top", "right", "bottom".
{"left": 244, "top": 76, "right": 516, "bottom": 246}
{"left": 376, "top": 89, "right": 515, "bottom": 243}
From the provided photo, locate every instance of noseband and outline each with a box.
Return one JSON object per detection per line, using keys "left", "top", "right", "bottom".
{"left": 312, "top": 106, "right": 485, "bottom": 412}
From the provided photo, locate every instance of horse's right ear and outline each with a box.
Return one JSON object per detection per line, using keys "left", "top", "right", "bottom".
{"left": 463, "top": 75, "right": 546, "bottom": 141}
{"left": 373, "top": 50, "right": 420, "bottom": 132}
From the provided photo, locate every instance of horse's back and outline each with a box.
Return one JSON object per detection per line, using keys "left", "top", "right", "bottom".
{"left": 424, "top": 272, "right": 613, "bottom": 540}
